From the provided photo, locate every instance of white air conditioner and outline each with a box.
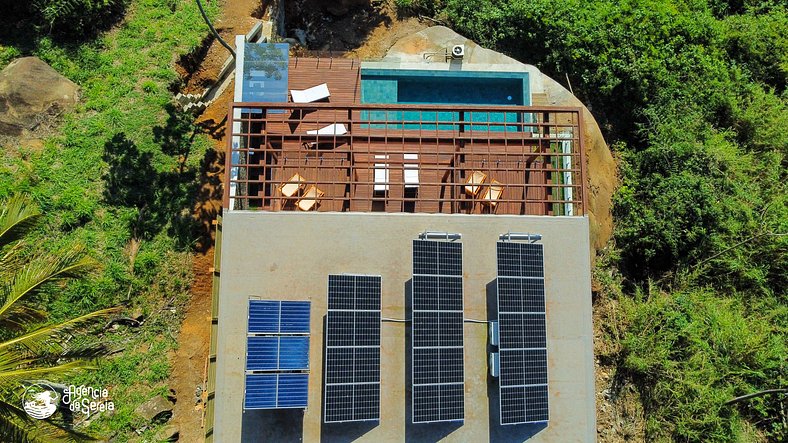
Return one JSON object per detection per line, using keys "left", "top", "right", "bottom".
{"left": 451, "top": 45, "right": 465, "bottom": 59}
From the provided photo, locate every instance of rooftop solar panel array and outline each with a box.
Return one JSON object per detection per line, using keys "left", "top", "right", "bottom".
{"left": 411, "top": 240, "right": 465, "bottom": 423}
{"left": 244, "top": 300, "right": 311, "bottom": 410}
{"left": 324, "top": 275, "right": 382, "bottom": 423}
{"left": 496, "top": 241, "right": 549, "bottom": 424}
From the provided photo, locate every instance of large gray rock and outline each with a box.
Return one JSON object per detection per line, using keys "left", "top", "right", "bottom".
{"left": 383, "top": 26, "right": 617, "bottom": 255}
{"left": 0, "top": 57, "right": 78, "bottom": 136}
{"left": 153, "top": 424, "right": 179, "bottom": 442}
{"left": 134, "top": 395, "right": 174, "bottom": 424}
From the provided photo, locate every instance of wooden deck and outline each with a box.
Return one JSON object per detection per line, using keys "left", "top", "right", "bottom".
{"left": 226, "top": 58, "right": 587, "bottom": 216}
{"left": 288, "top": 57, "right": 360, "bottom": 105}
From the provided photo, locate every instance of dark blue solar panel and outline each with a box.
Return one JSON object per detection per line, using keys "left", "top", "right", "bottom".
{"left": 324, "top": 275, "right": 382, "bottom": 423}
{"left": 496, "top": 242, "right": 544, "bottom": 278}
{"left": 278, "top": 336, "right": 310, "bottom": 370}
{"left": 498, "top": 277, "right": 546, "bottom": 313}
{"left": 280, "top": 301, "right": 311, "bottom": 333}
{"left": 413, "top": 240, "right": 462, "bottom": 276}
{"left": 277, "top": 374, "right": 309, "bottom": 408}
{"left": 248, "top": 300, "right": 280, "bottom": 333}
{"left": 248, "top": 300, "right": 310, "bottom": 334}
{"left": 498, "top": 313, "right": 547, "bottom": 349}
{"left": 499, "top": 349, "right": 548, "bottom": 386}
{"left": 411, "top": 239, "right": 465, "bottom": 423}
{"left": 244, "top": 374, "right": 277, "bottom": 409}
{"left": 244, "top": 374, "right": 309, "bottom": 409}
{"left": 496, "top": 240, "right": 549, "bottom": 425}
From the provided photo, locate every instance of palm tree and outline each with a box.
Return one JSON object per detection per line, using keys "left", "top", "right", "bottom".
{"left": 0, "top": 194, "right": 118, "bottom": 442}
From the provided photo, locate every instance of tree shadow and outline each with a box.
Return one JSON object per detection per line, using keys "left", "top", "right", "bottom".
{"left": 284, "top": 0, "right": 392, "bottom": 52}
{"left": 0, "top": 1, "right": 127, "bottom": 50}
{"left": 192, "top": 147, "right": 225, "bottom": 253}
{"left": 154, "top": 103, "right": 199, "bottom": 170}
{"left": 102, "top": 104, "right": 208, "bottom": 249}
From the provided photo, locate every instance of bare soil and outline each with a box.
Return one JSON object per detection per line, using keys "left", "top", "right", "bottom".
{"left": 176, "top": 0, "right": 262, "bottom": 95}
{"left": 593, "top": 295, "right": 646, "bottom": 442}
{"left": 166, "top": 1, "right": 261, "bottom": 441}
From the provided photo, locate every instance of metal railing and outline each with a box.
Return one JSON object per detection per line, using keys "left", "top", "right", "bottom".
{"left": 224, "top": 102, "right": 587, "bottom": 216}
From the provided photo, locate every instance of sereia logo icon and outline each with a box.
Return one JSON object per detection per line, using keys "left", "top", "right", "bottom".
{"left": 22, "top": 383, "right": 59, "bottom": 420}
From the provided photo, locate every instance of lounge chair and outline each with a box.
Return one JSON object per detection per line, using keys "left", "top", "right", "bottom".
{"left": 306, "top": 123, "right": 347, "bottom": 136}
{"left": 290, "top": 83, "right": 330, "bottom": 103}
{"left": 404, "top": 154, "right": 419, "bottom": 189}
{"left": 278, "top": 173, "right": 306, "bottom": 198}
{"left": 464, "top": 170, "right": 487, "bottom": 196}
{"left": 374, "top": 155, "right": 389, "bottom": 193}
{"left": 481, "top": 179, "right": 503, "bottom": 207}
{"left": 296, "top": 185, "right": 324, "bottom": 211}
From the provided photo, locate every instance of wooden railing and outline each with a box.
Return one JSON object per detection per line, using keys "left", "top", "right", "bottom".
{"left": 224, "top": 102, "right": 587, "bottom": 216}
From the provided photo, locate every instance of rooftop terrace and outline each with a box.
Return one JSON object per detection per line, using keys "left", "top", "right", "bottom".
{"left": 225, "top": 57, "right": 587, "bottom": 216}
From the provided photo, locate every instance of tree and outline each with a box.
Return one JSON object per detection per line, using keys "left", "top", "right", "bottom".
{"left": 0, "top": 194, "right": 118, "bottom": 442}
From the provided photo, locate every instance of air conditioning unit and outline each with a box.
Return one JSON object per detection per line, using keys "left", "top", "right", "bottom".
{"left": 451, "top": 45, "right": 465, "bottom": 59}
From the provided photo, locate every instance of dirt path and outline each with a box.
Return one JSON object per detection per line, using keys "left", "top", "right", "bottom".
{"left": 167, "top": 1, "right": 260, "bottom": 442}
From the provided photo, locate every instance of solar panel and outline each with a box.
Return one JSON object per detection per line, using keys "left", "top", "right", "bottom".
{"left": 248, "top": 300, "right": 311, "bottom": 334}
{"left": 496, "top": 241, "right": 549, "bottom": 425}
{"left": 246, "top": 336, "right": 310, "bottom": 371}
{"left": 244, "top": 373, "right": 309, "bottom": 409}
{"left": 245, "top": 300, "right": 311, "bottom": 410}
{"left": 324, "top": 275, "right": 381, "bottom": 423}
{"left": 411, "top": 239, "right": 465, "bottom": 423}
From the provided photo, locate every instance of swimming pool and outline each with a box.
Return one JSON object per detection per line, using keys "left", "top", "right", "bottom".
{"left": 360, "top": 68, "right": 531, "bottom": 132}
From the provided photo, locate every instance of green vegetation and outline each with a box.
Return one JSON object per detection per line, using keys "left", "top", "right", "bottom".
{"left": 26, "top": 0, "right": 126, "bottom": 37}
{"left": 0, "top": 0, "right": 217, "bottom": 441}
{"left": 0, "top": 195, "right": 118, "bottom": 441}
{"left": 400, "top": 1, "right": 787, "bottom": 441}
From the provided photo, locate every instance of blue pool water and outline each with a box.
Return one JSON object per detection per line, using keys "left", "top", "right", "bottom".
{"left": 360, "top": 68, "right": 531, "bottom": 132}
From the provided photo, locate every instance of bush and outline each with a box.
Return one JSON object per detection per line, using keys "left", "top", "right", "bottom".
{"left": 621, "top": 289, "right": 786, "bottom": 442}
{"left": 32, "top": 0, "right": 126, "bottom": 37}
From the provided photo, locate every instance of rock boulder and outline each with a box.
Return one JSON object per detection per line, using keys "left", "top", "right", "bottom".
{"left": 0, "top": 57, "right": 78, "bottom": 136}
{"left": 134, "top": 395, "right": 174, "bottom": 424}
